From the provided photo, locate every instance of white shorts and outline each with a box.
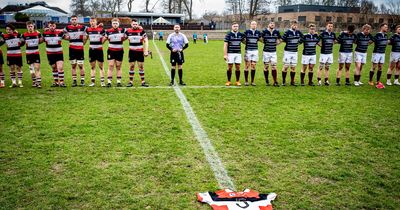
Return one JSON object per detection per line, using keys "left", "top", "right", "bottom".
{"left": 302, "top": 55, "right": 317, "bottom": 65}
{"left": 319, "top": 53, "right": 334, "bottom": 64}
{"left": 338, "top": 52, "right": 353, "bottom": 64}
{"left": 372, "top": 53, "right": 385, "bottom": 64}
{"left": 390, "top": 52, "right": 400, "bottom": 63}
{"left": 227, "top": 53, "right": 242, "bottom": 64}
{"left": 283, "top": 51, "right": 298, "bottom": 65}
{"left": 244, "top": 50, "right": 259, "bottom": 62}
{"left": 354, "top": 52, "right": 367, "bottom": 64}
{"left": 263, "top": 52, "right": 278, "bottom": 64}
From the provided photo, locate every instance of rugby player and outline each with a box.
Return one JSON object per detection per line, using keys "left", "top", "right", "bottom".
{"left": 105, "top": 18, "right": 126, "bottom": 87}
{"left": 317, "top": 21, "right": 336, "bottom": 86}
{"left": 243, "top": 21, "right": 262, "bottom": 86}
{"left": 300, "top": 24, "right": 320, "bottom": 86}
{"left": 86, "top": 17, "right": 106, "bottom": 87}
{"left": 3, "top": 23, "right": 24, "bottom": 88}
{"left": 353, "top": 24, "right": 373, "bottom": 87}
{"left": 387, "top": 25, "right": 400, "bottom": 86}
{"left": 22, "top": 21, "right": 43, "bottom": 88}
{"left": 369, "top": 23, "right": 389, "bottom": 88}
{"left": 261, "top": 22, "right": 281, "bottom": 86}
{"left": 281, "top": 20, "right": 303, "bottom": 86}
{"left": 0, "top": 32, "right": 5, "bottom": 88}
{"left": 223, "top": 22, "right": 245, "bottom": 86}
{"left": 336, "top": 25, "right": 356, "bottom": 86}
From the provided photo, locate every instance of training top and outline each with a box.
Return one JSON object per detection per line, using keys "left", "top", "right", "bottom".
{"left": 244, "top": 29, "right": 262, "bottom": 51}
{"left": 373, "top": 32, "right": 388, "bottom": 54}
{"left": 355, "top": 32, "right": 373, "bottom": 53}
{"left": 22, "top": 31, "right": 42, "bottom": 55}
{"left": 337, "top": 32, "right": 356, "bottom": 53}
{"left": 261, "top": 29, "right": 281, "bottom": 53}
{"left": 319, "top": 31, "right": 336, "bottom": 54}
{"left": 300, "top": 33, "right": 320, "bottom": 55}
{"left": 282, "top": 29, "right": 303, "bottom": 52}
{"left": 197, "top": 189, "right": 277, "bottom": 210}
{"left": 224, "top": 31, "right": 245, "bottom": 54}
{"left": 390, "top": 33, "right": 400, "bottom": 52}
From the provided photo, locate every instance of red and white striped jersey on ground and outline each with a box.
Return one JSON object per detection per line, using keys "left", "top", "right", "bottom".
{"left": 105, "top": 28, "right": 126, "bottom": 51}
{"left": 197, "top": 189, "right": 277, "bottom": 210}
{"left": 23, "top": 31, "right": 42, "bottom": 55}
{"left": 43, "top": 29, "right": 65, "bottom": 54}
{"left": 64, "top": 24, "right": 87, "bottom": 50}
{"left": 86, "top": 26, "right": 105, "bottom": 50}
{"left": 125, "top": 28, "right": 147, "bottom": 51}
{"left": 2, "top": 32, "right": 24, "bottom": 57}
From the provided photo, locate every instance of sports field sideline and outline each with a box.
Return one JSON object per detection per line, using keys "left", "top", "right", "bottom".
{"left": 0, "top": 36, "right": 399, "bottom": 209}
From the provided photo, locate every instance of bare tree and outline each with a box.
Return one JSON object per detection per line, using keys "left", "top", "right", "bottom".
{"left": 127, "top": 0, "right": 135, "bottom": 12}
{"left": 322, "top": 0, "right": 336, "bottom": 6}
{"left": 360, "top": 0, "right": 377, "bottom": 14}
{"left": 70, "top": 0, "right": 90, "bottom": 16}
{"left": 183, "top": 0, "right": 193, "bottom": 20}
{"left": 248, "top": 0, "right": 271, "bottom": 19}
{"left": 225, "top": 0, "right": 246, "bottom": 23}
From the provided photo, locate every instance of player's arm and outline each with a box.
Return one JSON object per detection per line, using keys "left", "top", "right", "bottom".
{"left": 83, "top": 27, "right": 88, "bottom": 45}
{"left": 19, "top": 34, "right": 25, "bottom": 47}
{"left": 0, "top": 35, "right": 4, "bottom": 47}
{"left": 143, "top": 34, "right": 149, "bottom": 56}
{"left": 223, "top": 42, "right": 228, "bottom": 61}
{"left": 38, "top": 32, "right": 44, "bottom": 44}
{"left": 368, "top": 34, "right": 374, "bottom": 45}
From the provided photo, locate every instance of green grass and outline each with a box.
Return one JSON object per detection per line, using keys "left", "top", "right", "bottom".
{"left": 0, "top": 36, "right": 399, "bottom": 209}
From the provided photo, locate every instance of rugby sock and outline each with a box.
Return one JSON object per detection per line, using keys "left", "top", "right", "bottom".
{"left": 129, "top": 70, "right": 135, "bottom": 82}
{"left": 272, "top": 69, "right": 277, "bottom": 82}
{"left": 178, "top": 69, "right": 183, "bottom": 82}
{"left": 31, "top": 73, "right": 36, "bottom": 85}
{"left": 308, "top": 72, "right": 313, "bottom": 84}
{"left": 72, "top": 74, "right": 77, "bottom": 82}
{"left": 52, "top": 69, "right": 59, "bottom": 83}
{"left": 395, "top": 74, "right": 399, "bottom": 80}
{"left": 171, "top": 69, "right": 176, "bottom": 82}
{"left": 354, "top": 75, "right": 357, "bottom": 82}
{"left": 139, "top": 69, "right": 145, "bottom": 82}
{"left": 346, "top": 78, "right": 350, "bottom": 83}
{"left": 235, "top": 70, "right": 240, "bottom": 82}
{"left": 251, "top": 69, "right": 256, "bottom": 83}
{"left": 377, "top": 71, "right": 382, "bottom": 82}
{"left": 117, "top": 76, "right": 122, "bottom": 84}
{"left": 336, "top": 78, "right": 340, "bottom": 84}
{"left": 107, "top": 76, "right": 112, "bottom": 84}
{"left": 387, "top": 73, "right": 392, "bottom": 80}
{"left": 36, "top": 77, "right": 41, "bottom": 86}
{"left": 244, "top": 70, "right": 249, "bottom": 82}
{"left": 290, "top": 72, "right": 296, "bottom": 83}
{"left": 80, "top": 73, "right": 85, "bottom": 83}
{"left": 317, "top": 77, "right": 321, "bottom": 82}
{"left": 369, "top": 71, "right": 374, "bottom": 81}
{"left": 10, "top": 72, "right": 16, "bottom": 84}
{"left": 0, "top": 72, "right": 4, "bottom": 81}
{"left": 300, "top": 72, "right": 306, "bottom": 84}
{"left": 17, "top": 72, "right": 23, "bottom": 81}
{"left": 91, "top": 76, "right": 95, "bottom": 83}
{"left": 325, "top": 78, "right": 328, "bottom": 82}
{"left": 282, "top": 71, "right": 287, "bottom": 84}
{"left": 227, "top": 69, "right": 232, "bottom": 81}
{"left": 264, "top": 70, "right": 269, "bottom": 83}
{"left": 358, "top": 75, "right": 361, "bottom": 82}
{"left": 100, "top": 77, "right": 105, "bottom": 83}
{"left": 58, "top": 71, "right": 65, "bottom": 83}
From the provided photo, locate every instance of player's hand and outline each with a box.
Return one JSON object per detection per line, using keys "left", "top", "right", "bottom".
{"left": 144, "top": 51, "right": 149, "bottom": 57}
{"left": 224, "top": 55, "right": 228, "bottom": 61}
{"left": 178, "top": 49, "right": 182, "bottom": 52}
{"left": 172, "top": 49, "right": 178, "bottom": 52}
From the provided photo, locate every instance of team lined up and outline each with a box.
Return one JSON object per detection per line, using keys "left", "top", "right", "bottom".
{"left": 0, "top": 16, "right": 150, "bottom": 88}
{"left": 223, "top": 20, "right": 400, "bottom": 88}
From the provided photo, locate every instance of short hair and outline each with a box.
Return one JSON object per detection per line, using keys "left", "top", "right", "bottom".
{"left": 111, "top": 18, "right": 119, "bottom": 22}
{"left": 362, "top": 24, "right": 371, "bottom": 30}
{"left": 5, "top": 23, "right": 15, "bottom": 30}
{"left": 48, "top": 21, "right": 56, "bottom": 25}
{"left": 291, "top": 20, "right": 298, "bottom": 25}
{"left": 396, "top": 25, "right": 400, "bottom": 30}
{"left": 90, "top": 16, "right": 97, "bottom": 20}
{"left": 250, "top": 21, "right": 257, "bottom": 24}
{"left": 380, "top": 23, "right": 388, "bottom": 28}
{"left": 326, "top": 21, "right": 333, "bottom": 25}
{"left": 308, "top": 23, "right": 316, "bottom": 28}
{"left": 26, "top": 21, "right": 34, "bottom": 26}
{"left": 71, "top": 15, "right": 77, "bottom": 18}
{"left": 347, "top": 25, "right": 355, "bottom": 33}
{"left": 232, "top": 22, "right": 238, "bottom": 25}
{"left": 131, "top": 18, "right": 138, "bottom": 22}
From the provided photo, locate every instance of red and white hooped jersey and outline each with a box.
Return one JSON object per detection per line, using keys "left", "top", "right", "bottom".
{"left": 2, "top": 32, "right": 24, "bottom": 57}
{"left": 43, "top": 29, "right": 65, "bottom": 54}
{"left": 125, "top": 28, "right": 147, "bottom": 51}
{"left": 0, "top": 32, "right": 4, "bottom": 55}
{"left": 23, "top": 31, "right": 42, "bottom": 55}
{"left": 105, "top": 27, "right": 126, "bottom": 51}
{"left": 64, "top": 24, "right": 87, "bottom": 50}
{"left": 197, "top": 189, "right": 277, "bottom": 210}
{"left": 86, "top": 26, "right": 105, "bottom": 50}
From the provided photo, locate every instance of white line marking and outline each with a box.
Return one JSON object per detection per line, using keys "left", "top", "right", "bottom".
{"left": 110, "top": 85, "right": 240, "bottom": 89}
{"left": 152, "top": 39, "right": 236, "bottom": 190}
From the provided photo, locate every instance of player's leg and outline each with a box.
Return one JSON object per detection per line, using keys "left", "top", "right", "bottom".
{"left": 271, "top": 62, "right": 278, "bottom": 87}
{"left": 358, "top": 63, "right": 364, "bottom": 85}
{"left": 28, "top": 61, "right": 37, "bottom": 87}
{"left": 127, "top": 61, "right": 135, "bottom": 87}
{"left": 235, "top": 63, "right": 241, "bottom": 86}
{"left": 244, "top": 57, "right": 250, "bottom": 86}
{"left": 178, "top": 64, "right": 185, "bottom": 86}
{"left": 57, "top": 60, "right": 66, "bottom": 87}
{"left": 308, "top": 64, "right": 315, "bottom": 86}
{"left": 336, "top": 63, "right": 343, "bottom": 86}
{"left": 369, "top": 61, "right": 377, "bottom": 85}
{"left": 71, "top": 61, "right": 78, "bottom": 86}
{"left": 115, "top": 60, "right": 123, "bottom": 87}
{"left": 51, "top": 63, "right": 59, "bottom": 87}
{"left": 98, "top": 61, "right": 105, "bottom": 87}
{"left": 376, "top": 63, "right": 383, "bottom": 84}
{"left": 34, "top": 62, "right": 41, "bottom": 88}
{"left": 9, "top": 64, "right": 17, "bottom": 87}
{"left": 345, "top": 63, "right": 351, "bottom": 86}
{"left": 78, "top": 61, "right": 85, "bottom": 86}
{"left": 324, "top": 62, "right": 330, "bottom": 85}
{"left": 226, "top": 63, "right": 233, "bottom": 86}
{"left": 300, "top": 64, "right": 307, "bottom": 86}
{"left": 0, "top": 64, "right": 4, "bottom": 88}
{"left": 263, "top": 62, "right": 270, "bottom": 86}
{"left": 282, "top": 64, "right": 289, "bottom": 86}
{"left": 250, "top": 61, "right": 256, "bottom": 86}
{"left": 394, "top": 61, "right": 400, "bottom": 85}
{"left": 317, "top": 62, "right": 324, "bottom": 86}
{"left": 138, "top": 62, "right": 148, "bottom": 87}
{"left": 170, "top": 63, "right": 176, "bottom": 85}
{"left": 16, "top": 64, "right": 23, "bottom": 88}
{"left": 107, "top": 59, "right": 115, "bottom": 87}
{"left": 90, "top": 60, "right": 96, "bottom": 87}
{"left": 290, "top": 64, "right": 297, "bottom": 86}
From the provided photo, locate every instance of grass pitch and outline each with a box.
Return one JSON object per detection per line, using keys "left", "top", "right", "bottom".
{"left": 0, "top": 36, "right": 399, "bottom": 209}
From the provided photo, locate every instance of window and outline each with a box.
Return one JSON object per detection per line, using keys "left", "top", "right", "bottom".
{"left": 278, "top": 17, "right": 282, "bottom": 22}
{"left": 347, "top": 17, "right": 353, "bottom": 23}
{"left": 326, "top": 16, "right": 332, "bottom": 22}
{"left": 379, "top": 18, "right": 384, "bottom": 23}
{"left": 315, "top": 16, "right": 321, "bottom": 22}
{"left": 298, "top": 16, "right": 306, "bottom": 22}
{"left": 337, "top": 17, "right": 343, "bottom": 23}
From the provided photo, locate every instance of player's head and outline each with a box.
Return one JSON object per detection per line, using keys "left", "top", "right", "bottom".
{"left": 268, "top": 22, "right": 275, "bottom": 30}
{"left": 5, "top": 23, "right": 15, "bottom": 34}
{"left": 231, "top": 22, "right": 239, "bottom": 32}
{"left": 48, "top": 21, "right": 57, "bottom": 31}
{"left": 347, "top": 25, "right": 355, "bottom": 34}
{"left": 250, "top": 21, "right": 257, "bottom": 30}
{"left": 380, "top": 23, "right": 388, "bottom": 33}
{"left": 362, "top": 24, "right": 371, "bottom": 35}
{"left": 111, "top": 18, "right": 120, "bottom": 29}
{"left": 290, "top": 20, "right": 298, "bottom": 30}
{"left": 326, "top": 21, "right": 333, "bottom": 32}
{"left": 131, "top": 18, "right": 139, "bottom": 29}
{"left": 90, "top": 16, "right": 97, "bottom": 27}
{"left": 396, "top": 25, "right": 400, "bottom": 34}
{"left": 70, "top": 15, "right": 78, "bottom": 25}
{"left": 174, "top": 24, "right": 181, "bottom": 33}
{"left": 26, "top": 21, "right": 35, "bottom": 32}
{"left": 308, "top": 23, "right": 316, "bottom": 34}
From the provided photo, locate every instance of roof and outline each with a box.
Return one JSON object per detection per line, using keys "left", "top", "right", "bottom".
{"left": 116, "top": 12, "right": 185, "bottom": 18}
{"left": 0, "top": 2, "right": 67, "bottom": 15}
{"left": 278, "top": 4, "right": 360, "bottom": 13}
{"left": 20, "top": 5, "right": 68, "bottom": 17}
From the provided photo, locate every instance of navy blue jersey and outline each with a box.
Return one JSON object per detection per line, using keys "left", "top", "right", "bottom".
{"left": 282, "top": 29, "right": 303, "bottom": 52}
{"left": 261, "top": 29, "right": 281, "bottom": 53}
{"left": 355, "top": 32, "right": 373, "bottom": 53}
{"left": 300, "top": 33, "right": 320, "bottom": 55}
{"left": 372, "top": 32, "right": 388, "bottom": 54}
{"left": 224, "top": 31, "right": 245, "bottom": 54}
{"left": 390, "top": 33, "right": 400, "bottom": 52}
{"left": 319, "top": 31, "right": 336, "bottom": 54}
{"left": 244, "top": 29, "right": 261, "bottom": 51}
{"left": 337, "top": 32, "right": 356, "bottom": 53}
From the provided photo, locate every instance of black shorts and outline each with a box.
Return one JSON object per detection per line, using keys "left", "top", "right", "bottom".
{"left": 89, "top": 48, "right": 104, "bottom": 62}
{"left": 27, "top": 54, "right": 40, "bottom": 64}
{"left": 69, "top": 48, "right": 84, "bottom": 61}
{"left": 7, "top": 56, "right": 23, "bottom": 67}
{"left": 107, "top": 50, "right": 124, "bottom": 61}
{"left": 170, "top": 51, "right": 185, "bottom": 65}
{"left": 47, "top": 53, "right": 64, "bottom": 65}
{"left": 129, "top": 50, "right": 144, "bottom": 62}
{"left": 0, "top": 53, "right": 3, "bottom": 65}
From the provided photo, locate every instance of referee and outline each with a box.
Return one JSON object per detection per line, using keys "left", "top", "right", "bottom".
{"left": 166, "top": 24, "right": 189, "bottom": 86}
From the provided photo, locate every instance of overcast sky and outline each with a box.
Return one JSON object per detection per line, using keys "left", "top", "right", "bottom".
{"left": 0, "top": 0, "right": 396, "bottom": 19}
